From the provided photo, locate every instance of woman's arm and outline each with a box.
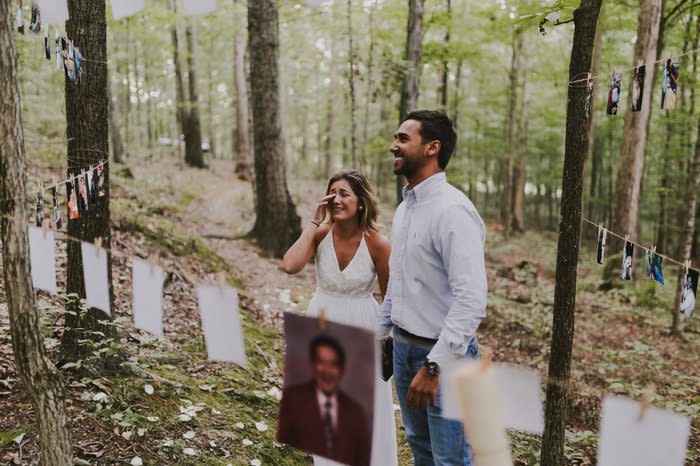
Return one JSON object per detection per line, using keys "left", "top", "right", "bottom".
{"left": 367, "top": 231, "right": 391, "bottom": 300}
{"left": 281, "top": 194, "right": 334, "bottom": 274}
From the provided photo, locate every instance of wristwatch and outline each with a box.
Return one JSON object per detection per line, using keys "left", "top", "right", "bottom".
{"left": 424, "top": 359, "right": 440, "bottom": 377}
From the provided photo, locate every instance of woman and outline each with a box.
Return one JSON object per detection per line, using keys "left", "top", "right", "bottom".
{"left": 282, "top": 169, "right": 397, "bottom": 466}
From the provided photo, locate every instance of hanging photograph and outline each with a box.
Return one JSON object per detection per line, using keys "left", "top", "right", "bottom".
{"left": 680, "top": 268, "right": 698, "bottom": 318}
{"left": 661, "top": 59, "right": 679, "bottom": 110}
{"left": 585, "top": 80, "right": 595, "bottom": 118}
{"left": 35, "top": 190, "right": 43, "bottom": 227}
{"left": 620, "top": 240, "right": 634, "bottom": 281}
{"left": 65, "top": 180, "right": 78, "bottom": 220}
{"left": 644, "top": 250, "right": 664, "bottom": 285}
{"left": 78, "top": 175, "right": 89, "bottom": 212}
{"left": 97, "top": 164, "right": 106, "bottom": 197}
{"left": 606, "top": 73, "right": 621, "bottom": 115}
{"left": 51, "top": 185, "right": 62, "bottom": 229}
{"left": 278, "top": 313, "right": 374, "bottom": 466}
{"left": 631, "top": 65, "right": 645, "bottom": 112}
{"left": 596, "top": 227, "right": 607, "bottom": 264}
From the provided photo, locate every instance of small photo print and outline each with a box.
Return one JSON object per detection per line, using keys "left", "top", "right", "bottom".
{"left": 620, "top": 240, "right": 634, "bottom": 281}
{"left": 78, "top": 175, "right": 89, "bottom": 212}
{"left": 585, "top": 80, "right": 595, "bottom": 118}
{"left": 661, "top": 59, "right": 679, "bottom": 110}
{"left": 35, "top": 190, "right": 43, "bottom": 227}
{"left": 66, "top": 179, "right": 79, "bottom": 220}
{"left": 644, "top": 250, "right": 664, "bottom": 285}
{"left": 631, "top": 65, "right": 645, "bottom": 112}
{"left": 607, "top": 73, "right": 621, "bottom": 115}
{"left": 87, "top": 170, "right": 96, "bottom": 202}
{"left": 97, "top": 164, "right": 106, "bottom": 197}
{"left": 596, "top": 228, "right": 607, "bottom": 264}
{"left": 51, "top": 185, "right": 62, "bottom": 229}
{"left": 278, "top": 313, "right": 374, "bottom": 466}
{"left": 680, "top": 269, "right": 698, "bottom": 318}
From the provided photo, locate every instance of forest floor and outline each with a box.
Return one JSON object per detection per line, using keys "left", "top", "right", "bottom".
{"left": 0, "top": 151, "right": 698, "bottom": 465}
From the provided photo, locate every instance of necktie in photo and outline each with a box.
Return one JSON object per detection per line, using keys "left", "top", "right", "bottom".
{"left": 323, "top": 398, "right": 335, "bottom": 454}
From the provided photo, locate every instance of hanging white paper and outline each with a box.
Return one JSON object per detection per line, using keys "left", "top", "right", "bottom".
{"left": 40, "top": 0, "right": 69, "bottom": 25}
{"left": 110, "top": 0, "right": 145, "bottom": 20}
{"left": 197, "top": 286, "right": 247, "bottom": 366}
{"left": 132, "top": 258, "right": 165, "bottom": 338}
{"left": 182, "top": 0, "right": 216, "bottom": 16}
{"left": 597, "top": 395, "right": 690, "bottom": 466}
{"left": 441, "top": 362, "right": 544, "bottom": 434}
{"left": 81, "top": 241, "right": 111, "bottom": 316}
{"left": 28, "top": 226, "right": 58, "bottom": 294}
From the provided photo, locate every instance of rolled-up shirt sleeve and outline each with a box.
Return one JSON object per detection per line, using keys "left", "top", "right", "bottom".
{"left": 427, "top": 204, "right": 487, "bottom": 367}
{"left": 377, "top": 270, "right": 393, "bottom": 340}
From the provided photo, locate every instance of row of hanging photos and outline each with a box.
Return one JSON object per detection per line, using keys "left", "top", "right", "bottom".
{"left": 15, "top": 0, "right": 219, "bottom": 25}
{"left": 595, "top": 222, "right": 697, "bottom": 319}
{"left": 584, "top": 57, "right": 680, "bottom": 118}
{"left": 28, "top": 224, "right": 247, "bottom": 366}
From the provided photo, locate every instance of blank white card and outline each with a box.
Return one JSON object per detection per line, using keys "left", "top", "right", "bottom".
{"left": 28, "top": 226, "right": 58, "bottom": 293}
{"left": 597, "top": 395, "right": 690, "bottom": 466}
{"left": 197, "top": 286, "right": 247, "bottom": 366}
{"left": 132, "top": 258, "right": 164, "bottom": 338}
{"left": 81, "top": 241, "right": 111, "bottom": 316}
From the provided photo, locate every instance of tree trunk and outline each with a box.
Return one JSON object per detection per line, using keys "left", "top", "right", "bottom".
{"left": 585, "top": 15, "right": 605, "bottom": 235}
{"left": 362, "top": 0, "right": 379, "bottom": 171}
{"left": 233, "top": 0, "right": 252, "bottom": 180}
{"left": 184, "top": 20, "right": 205, "bottom": 168}
{"left": 609, "top": 0, "right": 662, "bottom": 256}
{"left": 396, "top": 0, "right": 424, "bottom": 205}
{"left": 501, "top": 28, "right": 522, "bottom": 237}
{"left": 108, "top": 86, "right": 125, "bottom": 164}
{"left": 437, "top": 0, "right": 451, "bottom": 110}
{"left": 346, "top": 0, "right": 358, "bottom": 168}
{"left": 61, "top": 0, "right": 116, "bottom": 360}
{"left": 0, "top": 3, "right": 73, "bottom": 462}
{"left": 170, "top": 0, "right": 187, "bottom": 151}
{"left": 512, "top": 75, "right": 528, "bottom": 232}
{"left": 540, "top": 1, "right": 602, "bottom": 464}
{"left": 247, "top": 0, "right": 301, "bottom": 258}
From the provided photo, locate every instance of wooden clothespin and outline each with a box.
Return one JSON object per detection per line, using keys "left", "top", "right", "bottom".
{"left": 685, "top": 259, "right": 692, "bottom": 273}
{"left": 147, "top": 252, "right": 159, "bottom": 277}
{"left": 611, "top": 66, "right": 616, "bottom": 80}
{"left": 637, "top": 384, "right": 656, "bottom": 422}
{"left": 51, "top": 176, "right": 57, "bottom": 192}
{"left": 94, "top": 236, "right": 102, "bottom": 256}
{"left": 217, "top": 271, "right": 227, "bottom": 294}
{"left": 41, "top": 218, "right": 50, "bottom": 239}
{"left": 624, "top": 233, "right": 630, "bottom": 244}
{"left": 478, "top": 347, "right": 493, "bottom": 373}
{"left": 318, "top": 308, "right": 327, "bottom": 332}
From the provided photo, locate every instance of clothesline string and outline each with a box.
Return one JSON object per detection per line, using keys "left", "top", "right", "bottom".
{"left": 568, "top": 46, "right": 700, "bottom": 86}
{"left": 31, "top": 159, "right": 109, "bottom": 192}
{"left": 581, "top": 216, "right": 696, "bottom": 272}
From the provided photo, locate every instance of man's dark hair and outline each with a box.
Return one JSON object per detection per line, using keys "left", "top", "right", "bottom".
{"left": 309, "top": 334, "right": 346, "bottom": 368}
{"left": 402, "top": 110, "right": 457, "bottom": 169}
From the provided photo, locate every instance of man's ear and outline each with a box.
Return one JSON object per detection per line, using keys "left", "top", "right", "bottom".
{"left": 426, "top": 140, "right": 441, "bottom": 158}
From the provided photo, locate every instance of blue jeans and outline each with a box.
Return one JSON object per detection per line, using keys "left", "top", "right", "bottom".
{"left": 393, "top": 330, "right": 479, "bottom": 466}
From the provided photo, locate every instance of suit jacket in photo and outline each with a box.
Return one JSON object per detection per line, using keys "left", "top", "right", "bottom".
{"left": 277, "top": 380, "right": 371, "bottom": 466}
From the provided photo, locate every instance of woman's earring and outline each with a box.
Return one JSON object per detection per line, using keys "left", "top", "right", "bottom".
{"left": 359, "top": 206, "right": 363, "bottom": 210}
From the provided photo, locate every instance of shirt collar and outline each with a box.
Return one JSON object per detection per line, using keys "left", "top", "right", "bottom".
{"left": 402, "top": 172, "right": 447, "bottom": 203}
{"left": 315, "top": 384, "right": 338, "bottom": 406}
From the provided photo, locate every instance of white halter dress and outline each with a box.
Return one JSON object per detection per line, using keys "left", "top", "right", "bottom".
{"left": 306, "top": 228, "right": 398, "bottom": 466}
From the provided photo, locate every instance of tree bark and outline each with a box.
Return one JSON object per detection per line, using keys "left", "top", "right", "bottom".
{"left": 247, "top": 0, "right": 301, "bottom": 258}
{"left": 609, "top": 0, "right": 662, "bottom": 254}
{"left": 501, "top": 28, "right": 522, "bottom": 238}
{"left": 346, "top": 0, "right": 358, "bottom": 168}
{"left": 512, "top": 75, "right": 528, "bottom": 232}
{"left": 233, "top": 0, "right": 252, "bottom": 180}
{"left": 396, "top": 0, "right": 424, "bottom": 205}
{"left": 437, "top": 0, "right": 451, "bottom": 110}
{"left": 183, "top": 20, "right": 205, "bottom": 168}
{"left": 61, "top": 0, "right": 116, "bottom": 360}
{"left": 361, "top": 0, "right": 379, "bottom": 172}
{"left": 0, "top": 3, "right": 73, "bottom": 462}
{"left": 170, "top": 0, "right": 187, "bottom": 151}
{"left": 540, "top": 1, "right": 602, "bottom": 464}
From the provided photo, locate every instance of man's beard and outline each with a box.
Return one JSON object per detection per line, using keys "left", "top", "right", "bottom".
{"left": 393, "top": 153, "right": 420, "bottom": 177}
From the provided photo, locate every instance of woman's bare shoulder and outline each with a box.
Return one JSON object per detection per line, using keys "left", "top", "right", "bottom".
{"left": 364, "top": 229, "right": 390, "bottom": 256}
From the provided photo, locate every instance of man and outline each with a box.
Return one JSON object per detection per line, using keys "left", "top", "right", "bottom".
{"left": 378, "top": 110, "right": 487, "bottom": 466}
{"left": 277, "top": 334, "right": 371, "bottom": 466}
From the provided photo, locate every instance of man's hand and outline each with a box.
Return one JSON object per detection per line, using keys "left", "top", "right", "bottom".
{"left": 406, "top": 366, "right": 439, "bottom": 410}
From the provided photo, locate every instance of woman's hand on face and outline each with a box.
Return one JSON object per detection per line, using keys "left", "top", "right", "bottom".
{"left": 313, "top": 194, "right": 336, "bottom": 224}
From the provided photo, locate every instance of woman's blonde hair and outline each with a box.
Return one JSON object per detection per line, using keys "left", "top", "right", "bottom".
{"left": 325, "top": 169, "right": 380, "bottom": 232}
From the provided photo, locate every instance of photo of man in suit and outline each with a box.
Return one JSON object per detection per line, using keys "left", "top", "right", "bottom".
{"left": 278, "top": 334, "right": 371, "bottom": 466}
